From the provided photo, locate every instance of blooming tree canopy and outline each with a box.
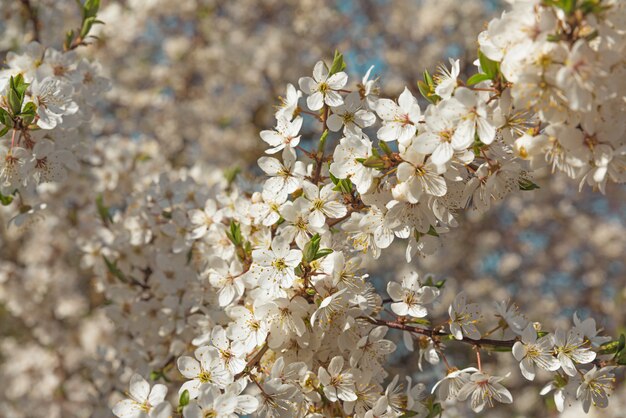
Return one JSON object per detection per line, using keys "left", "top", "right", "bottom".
{"left": 0, "top": 0, "right": 624, "bottom": 417}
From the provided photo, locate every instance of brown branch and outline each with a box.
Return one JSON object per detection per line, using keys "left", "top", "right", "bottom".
{"left": 327, "top": 201, "right": 366, "bottom": 228}
{"left": 311, "top": 106, "right": 330, "bottom": 185}
{"left": 364, "top": 317, "right": 517, "bottom": 348}
{"left": 19, "top": 0, "right": 41, "bottom": 42}
{"left": 234, "top": 341, "right": 269, "bottom": 380}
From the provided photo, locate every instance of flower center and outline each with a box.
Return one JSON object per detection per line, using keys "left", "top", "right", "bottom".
{"left": 198, "top": 370, "right": 212, "bottom": 383}
{"left": 272, "top": 258, "right": 287, "bottom": 271}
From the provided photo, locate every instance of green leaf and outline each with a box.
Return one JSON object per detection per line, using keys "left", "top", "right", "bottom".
{"left": 96, "top": 194, "right": 112, "bottom": 225}
{"left": 563, "top": 0, "right": 577, "bottom": 14}
{"left": 178, "top": 389, "right": 190, "bottom": 407}
{"left": 80, "top": 16, "right": 97, "bottom": 38}
{"left": 408, "top": 318, "right": 431, "bottom": 326}
{"left": 466, "top": 73, "right": 492, "bottom": 86}
{"left": 328, "top": 171, "right": 340, "bottom": 186}
{"left": 378, "top": 140, "right": 393, "bottom": 156}
{"left": 618, "top": 334, "right": 626, "bottom": 354}
{"left": 103, "top": 256, "right": 128, "bottom": 283}
{"left": 303, "top": 234, "right": 321, "bottom": 262}
{"left": 599, "top": 334, "right": 625, "bottom": 355}
{"left": 12, "top": 74, "right": 29, "bottom": 97}
{"left": 362, "top": 155, "right": 385, "bottom": 169}
{"left": 423, "top": 69, "right": 435, "bottom": 88}
{"left": 0, "top": 107, "right": 11, "bottom": 127}
{"left": 491, "top": 345, "right": 514, "bottom": 352}
{"left": 65, "top": 29, "right": 76, "bottom": 50}
{"left": 317, "top": 129, "right": 329, "bottom": 153}
{"left": 294, "top": 264, "right": 304, "bottom": 277}
{"left": 427, "top": 225, "right": 439, "bottom": 237}
{"left": 0, "top": 126, "right": 9, "bottom": 137}
{"left": 580, "top": 0, "right": 611, "bottom": 14}
{"left": 8, "top": 88, "right": 22, "bottom": 116}
{"left": 426, "top": 402, "right": 443, "bottom": 418}
{"left": 423, "top": 276, "right": 445, "bottom": 289}
{"left": 312, "top": 248, "right": 333, "bottom": 261}
{"left": 547, "top": 33, "right": 563, "bottom": 42}
{"left": 478, "top": 50, "right": 499, "bottom": 79}
{"left": 328, "top": 50, "right": 346, "bottom": 76}
{"left": 519, "top": 178, "right": 540, "bottom": 191}
{"left": 338, "top": 179, "right": 353, "bottom": 194}
{"left": 226, "top": 221, "right": 243, "bottom": 246}
{"left": 83, "top": 0, "right": 101, "bottom": 18}
{"left": 20, "top": 102, "right": 37, "bottom": 126}
{"left": 0, "top": 191, "right": 14, "bottom": 206}
{"left": 223, "top": 166, "right": 241, "bottom": 187}
{"left": 417, "top": 80, "right": 440, "bottom": 105}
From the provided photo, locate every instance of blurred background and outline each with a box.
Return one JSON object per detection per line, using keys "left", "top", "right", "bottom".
{"left": 0, "top": 0, "right": 624, "bottom": 417}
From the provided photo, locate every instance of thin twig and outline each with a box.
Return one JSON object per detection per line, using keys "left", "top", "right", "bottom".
{"left": 19, "top": 0, "right": 41, "bottom": 42}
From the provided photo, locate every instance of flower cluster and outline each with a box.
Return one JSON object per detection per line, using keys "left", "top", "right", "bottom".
{"left": 0, "top": 40, "right": 109, "bottom": 224}
{"left": 0, "top": 0, "right": 623, "bottom": 417}
{"left": 479, "top": 0, "right": 626, "bottom": 192}
{"left": 106, "top": 2, "right": 625, "bottom": 414}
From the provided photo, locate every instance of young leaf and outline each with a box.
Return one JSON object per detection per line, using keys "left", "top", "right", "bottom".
{"left": 467, "top": 73, "right": 492, "bottom": 86}
{"left": 0, "top": 107, "right": 12, "bottom": 127}
{"left": 178, "top": 389, "right": 190, "bottom": 407}
{"left": 103, "top": 256, "right": 128, "bottom": 283}
{"left": 303, "top": 234, "right": 321, "bottom": 262}
{"left": 519, "top": 178, "right": 540, "bottom": 191}
{"left": 223, "top": 166, "right": 241, "bottom": 187}
{"left": 328, "top": 50, "right": 346, "bottom": 76}
{"left": 0, "top": 191, "right": 14, "bottom": 206}
{"left": 96, "top": 194, "right": 112, "bottom": 225}
{"left": 478, "top": 50, "right": 499, "bottom": 79}
{"left": 226, "top": 221, "right": 243, "bottom": 246}
{"left": 312, "top": 248, "right": 333, "bottom": 261}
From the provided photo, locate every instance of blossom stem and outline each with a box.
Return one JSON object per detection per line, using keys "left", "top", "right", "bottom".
{"left": 363, "top": 317, "right": 518, "bottom": 349}
{"left": 327, "top": 202, "right": 365, "bottom": 228}
{"left": 300, "top": 109, "right": 322, "bottom": 120}
{"left": 19, "top": 0, "right": 41, "bottom": 42}
{"left": 234, "top": 341, "right": 270, "bottom": 380}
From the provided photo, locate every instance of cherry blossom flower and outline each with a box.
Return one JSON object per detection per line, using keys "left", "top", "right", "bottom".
{"left": 301, "top": 181, "right": 347, "bottom": 228}
{"left": 30, "top": 76, "right": 78, "bottom": 129}
{"left": 251, "top": 236, "right": 303, "bottom": 290}
{"left": 386, "top": 271, "right": 439, "bottom": 318}
{"left": 177, "top": 346, "right": 233, "bottom": 399}
{"left": 276, "top": 83, "right": 301, "bottom": 120}
{"left": 258, "top": 147, "right": 306, "bottom": 203}
{"left": 327, "top": 91, "right": 376, "bottom": 135}
{"left": 318, "top": 356, "right": 358, "bottom": 402}
{"left": 432, "top": 367, "right": 478, "bottom": 401}
{"left": 554, "top": 328, "right": 596, "bottom": 377}
{"left": 375, "top": 87, "right": 421, "bottom": 145}
{"left": 457, "top": 372, "right": 513, "bottom": 412}
{"left": 512, "top": 325, "right": 560, "bottom": 381}
{"left": 112, "top": 374, "right": 171, "bottom": 418}
{"left": 329, "top": 133, "right": 379, "bottom": 194}
{"left": 448, "top": 292, "right": 481, "bottom": 340}
{"left": 298, "top": 60, "right": 348, "bottom": 110}
{"left": 577, "top": 366, "right": 616, "bottom": 413}
{"left": 434, "top": 58, "right": 460, "bottom": 100}
{"left": 260, "top": 116, "right": 303, "bottom": 154}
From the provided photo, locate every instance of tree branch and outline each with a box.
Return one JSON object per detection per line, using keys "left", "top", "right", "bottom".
{"left": 19, "top": 0, "right": 41, "bottom": 42}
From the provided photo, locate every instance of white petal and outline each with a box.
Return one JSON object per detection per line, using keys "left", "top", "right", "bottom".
{"left": 307, "top": 92, "right": 324, "bottom": 111}
{"left": 129, "top": 374, "right": 150, "bottom": 402}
